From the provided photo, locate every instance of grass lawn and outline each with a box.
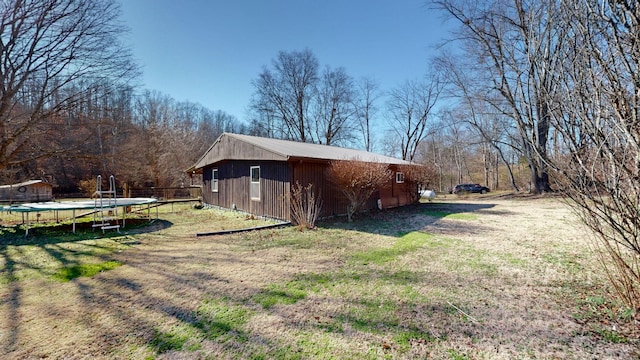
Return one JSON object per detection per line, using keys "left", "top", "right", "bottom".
{"left": 0, "top": 197, "right": 638, "bottom": 359}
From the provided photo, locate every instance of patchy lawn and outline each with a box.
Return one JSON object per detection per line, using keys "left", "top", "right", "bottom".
{"left": 0, "top": 198, "right": 638, "bottom": 359}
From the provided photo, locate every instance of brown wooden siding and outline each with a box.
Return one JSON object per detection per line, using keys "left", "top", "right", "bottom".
{"left": 202, "top": 160, "right": 416, "bottom": 222}
{"left": 379, "top": 180, "right": 413, "bottom": 208}
{"left": 254, "top": 161, "right": 290, "bottom": 220}
{"left": 203, "top": 161, "right": 290, "bottom": 220}
{"left": 291, "top": 161, "right": 349, "bottom": 218}
{"left": 380, "top": 165, "right": 416, "bottom": 209}
{"left": 291, "top": 161, "right": 413, "bottom": 218}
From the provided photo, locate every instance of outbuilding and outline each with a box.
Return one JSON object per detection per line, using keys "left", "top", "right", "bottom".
{"left": 192, "top": 133, "right": 420, "bottom": 221}
{"left": 0, "top": 180, "right": 53, "bottom": 204}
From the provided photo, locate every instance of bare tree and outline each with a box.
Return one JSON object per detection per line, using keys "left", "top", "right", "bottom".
{"left": 129, "top": 91, "right": 174, "bottom": 186}
{"left": 0, "top": 0, "right": 138, "bottom": 174}
{"left": 248, "top": 98, "right": 281, "bottom": 138}
{"left": 432, "top": 0, "right": 566, "bottom": 194}
{"left": 435, "top": 53, "right": 521, "bottom": 191}
{"left": 546, "top": 0, "right": 640, "bottom": 312}
{"left": 250, "top": 49, "right": 319, "bottom": 142}
{"left": 436, "top": 0, "right": 640, "bottom": 314}
{"left": 128, "top": 92, "right": 245, "bottom": 188}
{"left": 311, "top": 66, "right": 356, "bottom": 146}
{"left": 385, "top": 72, "right": 443, "bottom": 161}
{"left": 353, "top": 77, "right": 380, "bottom": 152}
{"left": 442, "top": 111, "right": 472, "bottom": 186}
{"left": 416, "top": 132, "right": 449, "bottom": 192}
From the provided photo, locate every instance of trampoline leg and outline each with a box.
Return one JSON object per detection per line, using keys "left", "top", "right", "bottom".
{"left": 25, "top": 212, "right": 29, "bottom": 237}
{"left": 72, "top": 209, "right": 76, "bottom": 233}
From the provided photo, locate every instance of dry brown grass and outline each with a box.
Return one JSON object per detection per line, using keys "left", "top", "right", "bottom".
{"left": 0, "top": 198, "right": 638, "bottom": 359}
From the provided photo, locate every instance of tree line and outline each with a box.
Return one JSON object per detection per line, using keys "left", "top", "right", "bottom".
{"left": 433, "top": 0, "right": 640, "bottom": 313}
{"left": 0, "top": 0, "right": 246, "bottom": 192}
{"left": 0, "top": 0, "right": 452, "bottom": 193}
{"left": 1, "top": 80, "right": 246, "bottom": 192}
{"left": 0, "top": 0, "right": 506, "bottom": 195}
{"left": 247, "top": 48, "right": 444, "bottom": 164}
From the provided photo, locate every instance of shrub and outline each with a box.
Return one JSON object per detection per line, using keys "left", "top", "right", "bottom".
{"left": 328, "top": 159, "right": 391, "bottom": 222}
{"left": 78, "top": 178, "right": 97, "bottom": 197}
{"left": 289, "top": 182, "right": 322, "bottom": 230}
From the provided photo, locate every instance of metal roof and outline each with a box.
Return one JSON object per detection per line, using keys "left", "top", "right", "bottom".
{"left": 194, "top": 133, "right": 414, "bottom": 169}
{"left": 0, "top": 180, "right": 50, "bottom": 189}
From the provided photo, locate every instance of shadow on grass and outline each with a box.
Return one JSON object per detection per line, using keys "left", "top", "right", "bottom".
{"left": 319, "top": 201, "right": 498, "bottom": 237}
{"left": 0, "top": 219, "right": 172, "bottom": 353}
{"left": 0, "top": 219, "right": 173, "bottom": 246}
{"left": 0, "top": 219, "right": 173, "bottom": 283}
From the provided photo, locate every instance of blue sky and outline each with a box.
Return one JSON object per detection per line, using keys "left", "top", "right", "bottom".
{"left": 119, "top": 0, "right": 453, "bottom": 123}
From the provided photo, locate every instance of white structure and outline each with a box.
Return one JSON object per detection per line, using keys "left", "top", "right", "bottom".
{"left": 420, "top": 189, "right": 436, "bottom": 201}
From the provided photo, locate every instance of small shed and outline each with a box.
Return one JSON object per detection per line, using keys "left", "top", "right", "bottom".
{"left": 192, "top": 133, "right": 418, "bottom": 221}
{"left": 0, "top": 180, "right": 53, "bottom": 204}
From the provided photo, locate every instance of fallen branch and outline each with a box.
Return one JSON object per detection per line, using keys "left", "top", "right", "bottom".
{"left": 446, "top": 300, "right": 479, "bottom": 323}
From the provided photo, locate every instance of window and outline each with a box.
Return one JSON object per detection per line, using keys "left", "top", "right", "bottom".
{"left": 250, "top": 166, "right": 260, "bottom": 200}
{"left": 211, "top": 168, "right": 218, "bottom": 192}
{"left": 396, "top": 172, "right": 405, "bottom": 183}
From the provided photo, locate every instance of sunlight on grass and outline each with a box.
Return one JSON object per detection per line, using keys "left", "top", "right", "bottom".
{"left": 422, "top": 209, "right": 478, "bottom": 221}
{"left": 351, "top": 231, "right": 431, "bottom": 265}
{"left": 150, "top": 323, "right": 206, "bottom": 354}
{"left": 156, "top": 205, "right": 281, "bottom": 235}
{"left": 447, "top": 248, "right": 499, "bottom": 276}
{"left": 447, "top": 349, "right": 472, "bottom": 360}
{"left": 1, "top": 237, "right": 135, "bottom": 283}
{"left": 445, "top": 213, "right": 478, "bottom": 220}
{"left": 253, "top": 282, "right": 307, "bottom": 309}
{"left": 393, "top": 329, "right": 437, "bottom": 351}
{"left": 543, "top": 251, "right": 585, "bottom": 274}
{"left": 596, "top": 327, "right": 628, "bottom": 344}
{"left": 52, "top": 260, "right": 122, "bottom": 282}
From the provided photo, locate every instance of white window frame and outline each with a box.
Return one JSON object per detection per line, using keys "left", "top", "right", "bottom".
{"left": 250, "top": 166, "right": 260, "bottom": 200}
{"left": 396, "top": 172, "right": 405, "bottom": 183}
{"left": 211, "top": 168, "right": 218, "bottom": 192}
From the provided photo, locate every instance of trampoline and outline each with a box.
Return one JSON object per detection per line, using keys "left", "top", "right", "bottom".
{"left": 2, "top": 197, "right": 158, "bottom": 235}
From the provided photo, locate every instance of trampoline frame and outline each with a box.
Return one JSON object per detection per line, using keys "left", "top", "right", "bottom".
{"left": 2, "top": 197, "right": 158, "bottom": 235}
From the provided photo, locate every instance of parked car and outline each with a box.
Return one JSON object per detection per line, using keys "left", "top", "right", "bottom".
{"left": 452, "top": 183, "right": 490, "bottom": 194}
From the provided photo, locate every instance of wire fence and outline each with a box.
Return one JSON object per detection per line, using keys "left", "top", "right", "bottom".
{"left": 127, "top": 186, "right": 202, "bottom": 200}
